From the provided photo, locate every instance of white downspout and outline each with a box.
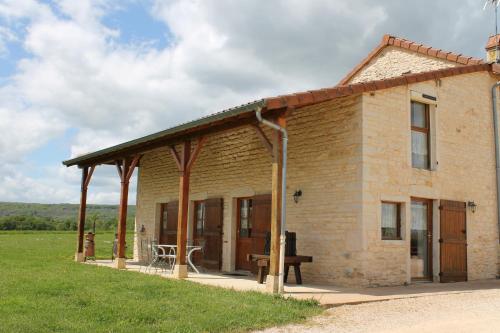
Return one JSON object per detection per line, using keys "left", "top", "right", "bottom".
{"left": 255, "top": 107, "right": 288, "bottom": 294}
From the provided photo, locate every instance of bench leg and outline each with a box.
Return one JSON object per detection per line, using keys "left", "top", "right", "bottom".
{"left": 284, "top": 264, "right": 290, "bottom": 283}
{"left": 257, "top": 266, "right": 265, "bottom": 284}
{"left": 294, "top": 264, "right": 302, "bottom": 285}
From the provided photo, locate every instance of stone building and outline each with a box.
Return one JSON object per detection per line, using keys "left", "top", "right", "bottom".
{"left": 64, "top": 34, "right": 500, "bottom": 289}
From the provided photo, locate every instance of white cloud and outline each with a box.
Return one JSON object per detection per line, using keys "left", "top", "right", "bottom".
{"left": 0, "top": 0, "right": 495, "bottom": 203}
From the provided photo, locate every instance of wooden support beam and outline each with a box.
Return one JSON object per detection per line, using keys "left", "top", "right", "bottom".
{"left": 251, "top": 124, "right": 274, "bottom": 157}
{"left": 75, "top": 166, "right": 89, "bottom": 262}
{"left": 170, "top": 137, "right": 206, "bottom": 278}
{"left": 115, "top": 161, "right": 123, "bottom": 179}
{"left": 115, "top": 155, "right": 141, "bottom": 269}
{"left": 84, "top": 165, "right": 95, "bottom": 189}
{"left": 173, "top": 141, "right": 191, "bottom": 278}
{"left": 125, "top": 155, "right": 142, "bottom": 181}
{"left": 186, "top": 136, "right": 206, "bottom": 172}
{"left": 169, "top": 146, "right": 182, "bottom": 171}
{"left": 267, "top": 116, "right": 286, "bottom": 293}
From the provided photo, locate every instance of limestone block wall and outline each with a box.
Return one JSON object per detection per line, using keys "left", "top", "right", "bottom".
{"left": 134, "top": 96, "right": 365, "bottom": 286}
{"left": 350, "top": 46, "right": 458, "bottom": 84}
{"left": 361, "top": 72, "right": 500, "bottom": 285}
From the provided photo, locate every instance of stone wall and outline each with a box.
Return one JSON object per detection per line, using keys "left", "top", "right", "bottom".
{"left": 134, "top": 95, "right": 365, "bottom": 286}
{"left": 361, "top": 71, "right": 500, "bottom": 285}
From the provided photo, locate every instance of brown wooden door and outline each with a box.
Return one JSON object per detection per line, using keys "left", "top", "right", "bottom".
{"left": 201, "top": 198, "right": 223, "bottom": 270}
{"left": 192, "top": 198, "right": 223, "bottom": 270}
{"left": 160, "top": 201, "right": 178, "bottom": 244}
{"left": 439, "top": 200, "right": 467, "bottom": 283}
{"left": 236, "top": 194, "right": 271, "bottom": 272}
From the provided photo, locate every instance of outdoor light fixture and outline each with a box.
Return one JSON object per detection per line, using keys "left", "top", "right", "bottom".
{"left": 293, "top": 190, "right": 302, "bottom": 203}
{"left": 468, "top": 201, "right": 477, "bottom": 213}
{"left": 140, "top": 224, "right": 146, "bottom": 233}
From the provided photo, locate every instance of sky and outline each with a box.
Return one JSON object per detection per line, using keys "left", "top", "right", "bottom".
{"left": 0, "top": 0, "right": 496, "bottom": 205}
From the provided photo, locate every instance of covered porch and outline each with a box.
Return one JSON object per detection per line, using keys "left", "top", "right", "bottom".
{"left": 63, "top": 95, "right": 317, "bottom": 294}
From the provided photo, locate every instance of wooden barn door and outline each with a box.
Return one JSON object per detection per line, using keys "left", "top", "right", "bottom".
{"left": 159, "top": 201, "right": 178, "bottom": 244}
{"left": 439, "top": 200, "right": 467, "bottom": 282}
{"left": 236, "top": 194, "right": 272, "bottom": 273}
{"left": 192, "top": 198, "right": 223, "bottom": 270}
{"left": 201, "top": 198, "right": 223, "bottom": 270}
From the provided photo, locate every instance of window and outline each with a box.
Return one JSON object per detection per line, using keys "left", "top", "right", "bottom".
{"left": 381, "top": 202, "right": 401, "bottom": 240}
{"left": 160, "top": 203, "right": 168, "bottom": 233}
{"left": 194, "top": 201, "right": 206, "bottom": 236}
{"left": 238, "top": 199, "right": 253, "bottom": 238}
{"left": 411, "top": 101, "right": 430, "bottom": 169}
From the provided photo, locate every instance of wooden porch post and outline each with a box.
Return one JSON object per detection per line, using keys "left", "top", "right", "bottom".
{"left": 115, "top": 156, "right": 141, "bottom": 269}
{"left": 170, "top": 137, "right": 206, "bottom": 278}
{"left": 267, "top": 116, "right": 286, "bottom": 293}
{"left": 75, "top": 165, "right": 95, "bottom": 262}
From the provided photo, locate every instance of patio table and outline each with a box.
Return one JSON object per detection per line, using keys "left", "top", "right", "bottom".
{"left": 158, "top": 245, "right": 203, "bottom": 274}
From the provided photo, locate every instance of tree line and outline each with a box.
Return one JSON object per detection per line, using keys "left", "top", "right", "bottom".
{"left": 0, "top": 214, "right": 136, "bottom": 231}
{"left": 0, "top": 202, "right": 135, "bottom": 231}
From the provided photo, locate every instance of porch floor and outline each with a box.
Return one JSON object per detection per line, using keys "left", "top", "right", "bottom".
{"left": 88, "top": 260, "right": 500, "bottom": 307}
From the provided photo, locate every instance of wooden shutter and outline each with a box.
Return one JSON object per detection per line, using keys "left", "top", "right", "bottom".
{"left": 251, "top": 194, "right": 272, "bottom": 255}
{"left": 201, "top": 198, "right": 223, "bottom": 270}
{"left": 439, "top": 200, "right": 467, "bottom": 282}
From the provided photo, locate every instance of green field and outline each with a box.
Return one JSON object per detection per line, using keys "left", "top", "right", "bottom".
{"left": 0, "top": 232, "right": 320, "bottom": 333}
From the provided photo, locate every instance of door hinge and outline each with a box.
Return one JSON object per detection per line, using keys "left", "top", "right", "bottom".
{"left": 439, "top": 238, "right": 443, "bottom": 243}
{"left": 439, "top": 272, "right": 443, "bottom": 276}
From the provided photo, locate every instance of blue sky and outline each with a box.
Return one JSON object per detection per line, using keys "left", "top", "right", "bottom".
{"left": 0, "top": 0, "right": 496, "bottom": 204}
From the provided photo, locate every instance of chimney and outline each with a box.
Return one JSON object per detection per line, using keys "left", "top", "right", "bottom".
{"left": 486, "top": 34, "right": 500, "bottom": 63}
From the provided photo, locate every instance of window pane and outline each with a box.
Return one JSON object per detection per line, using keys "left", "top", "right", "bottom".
{"left": 411, "top": 201, "right": 429, "bottom": 278}
{"left": 162, "top": 205, "right": 168, "bottom": 231}
{"left": 411, "top": 102, "right": 427, "bottom": 128}
{"left": 382, "top": 203, "right": 398, "bottom": 239}
{"left": 412, "top": 130, "right": 429, "bottom": 169}
{"left": 196, "top": 203, "right": 205, "bottom": 236}
{"left": 239, "top": 199, "right": 253, "bottom": 238}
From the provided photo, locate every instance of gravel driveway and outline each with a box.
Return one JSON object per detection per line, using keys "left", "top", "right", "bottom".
{"left": 257, "top": 288, "right": 500, "bottom": 333}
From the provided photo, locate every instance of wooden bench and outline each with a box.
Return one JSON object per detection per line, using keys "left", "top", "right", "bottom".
{"left": 247, "top": 254, "right": 313, "bottom": 285}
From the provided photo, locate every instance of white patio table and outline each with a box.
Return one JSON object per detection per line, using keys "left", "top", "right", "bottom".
{"left": 157, "top": 244, "right": 203, "bottom": 274}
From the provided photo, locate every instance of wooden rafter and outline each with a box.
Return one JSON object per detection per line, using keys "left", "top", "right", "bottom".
{"left": 125, "top": 155, "right": 142, "bottom": 181}
{"left": 251, "top": 124, "right": 273, "bottom": 157}
{"left": 83, "top": 165, "right": 96, "bottom": 189}
{"left": 169, "top": 146, "right": 182, "bottom": 171}
{"left": 115, "top": 161, "right": 123, "bottom": 179}
{"left": 186, "top": 136, "right": 206, "bottom": 172}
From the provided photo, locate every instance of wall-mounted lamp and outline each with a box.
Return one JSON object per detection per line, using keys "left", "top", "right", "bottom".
{"left": 139, "top": 224, "right": 146, "bottom": 233}
{"left": 293, "top": 190, "right": 302, "bottom": 203}
{"left": 467, "top": 201, "right": 477, "bottom": 213}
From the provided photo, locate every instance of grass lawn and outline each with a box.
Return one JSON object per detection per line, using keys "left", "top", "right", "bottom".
{"left": 0, "top": 231, "right": 321, "bottom": 333}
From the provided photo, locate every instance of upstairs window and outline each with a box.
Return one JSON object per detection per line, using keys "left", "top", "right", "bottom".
{"left": 411, "top": 101, "right": 430, "bottom": 169}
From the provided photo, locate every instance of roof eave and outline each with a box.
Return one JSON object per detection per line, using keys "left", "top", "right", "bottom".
{"left": 62, "top": 99, "right": 267, "bottom": 167}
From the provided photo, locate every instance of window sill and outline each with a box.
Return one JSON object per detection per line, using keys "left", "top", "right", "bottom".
{"left": 382, "top": 238, "right": 405, "bottom": 243}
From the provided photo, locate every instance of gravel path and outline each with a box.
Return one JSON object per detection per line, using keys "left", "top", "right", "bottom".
{"left": 257, "top": 288, "right": 500, "bottom": 333}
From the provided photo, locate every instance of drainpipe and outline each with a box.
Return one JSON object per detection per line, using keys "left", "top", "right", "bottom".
{"left": 492, "top": 82, "right": 500, "bottom": 245}
{"left": 255, "top": 107, "right": 288, "bottom": 294}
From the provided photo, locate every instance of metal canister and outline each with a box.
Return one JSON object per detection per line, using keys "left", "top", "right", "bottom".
{"left": 84, "top": 232, "right": 95, "bottom": 260}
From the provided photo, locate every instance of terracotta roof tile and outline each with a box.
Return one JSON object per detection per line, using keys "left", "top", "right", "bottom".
{"left": 409, "top": 43, "right": 420, "bottom": 52}
{"left": 269, "top": 63, "right": 493, "bottom": 111}
{"left": 427, "top": 48, "right": 439, "bottom": 57}
{"left": 446, "top": 53, "right": 459, "bottom": 62}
